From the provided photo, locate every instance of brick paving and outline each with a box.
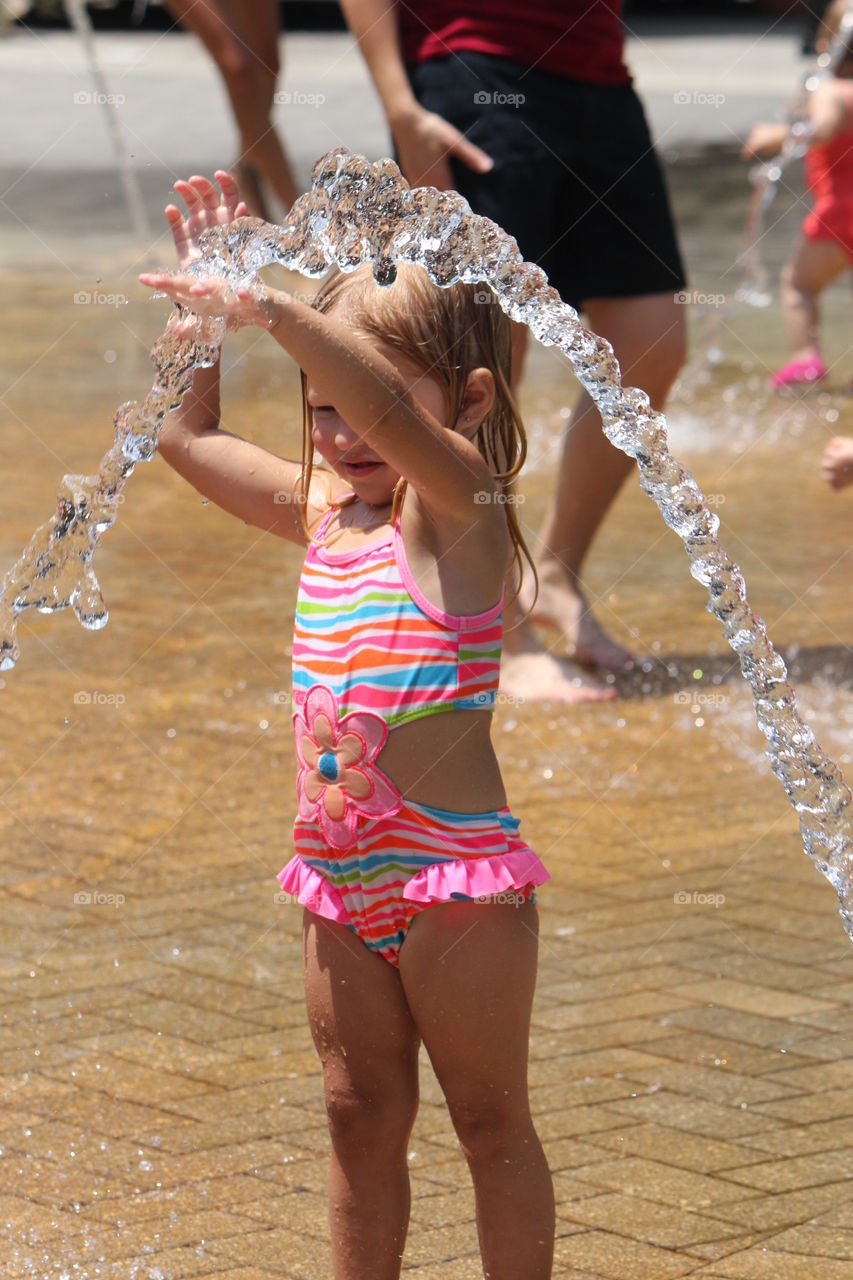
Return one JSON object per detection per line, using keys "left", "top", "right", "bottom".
{"left": 2, "top": 755, "right": 853, "bottom": 1278}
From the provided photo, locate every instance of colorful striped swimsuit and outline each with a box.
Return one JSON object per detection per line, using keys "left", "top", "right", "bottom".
{"left": 276, "top": 505, "right": 550, "bottom": 965}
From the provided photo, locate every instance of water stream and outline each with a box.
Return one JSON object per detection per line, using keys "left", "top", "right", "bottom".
{"left": 1, "top": 146, "right": 851, "bottom": 938}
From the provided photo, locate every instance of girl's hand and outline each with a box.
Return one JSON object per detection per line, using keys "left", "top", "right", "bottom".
{"left": 138, "top": 269, "right": 280, "bottom": 331}
{"left": 741, "top": 122, "right": 789, "bottom": 160}
{"left": 166, "top": 170, "right": 249, "bottom": 270}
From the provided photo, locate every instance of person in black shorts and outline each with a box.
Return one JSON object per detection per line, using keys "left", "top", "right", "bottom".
{"left": 341, "top": 0, "right": 687, "bottom": 702}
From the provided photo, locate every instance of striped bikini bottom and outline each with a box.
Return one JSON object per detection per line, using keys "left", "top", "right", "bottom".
{"left": 277, "top": 799, "right": 550, "bottom": 966}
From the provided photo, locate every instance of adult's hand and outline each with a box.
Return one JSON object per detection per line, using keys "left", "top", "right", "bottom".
{"left": 392, "top": 105, "right": 493, "bottom": 190}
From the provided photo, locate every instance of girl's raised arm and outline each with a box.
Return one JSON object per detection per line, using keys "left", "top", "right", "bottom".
{"left": 263, "top": 292, "right": 503, "bottom": 526}
{"left": 142, "top": 253, "right": 503, "bottom": 528}
{"left": 142, "top": 173, "right": 329, "bottom": 544}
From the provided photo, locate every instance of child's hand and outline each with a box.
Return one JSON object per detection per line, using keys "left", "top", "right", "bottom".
{"left": 165, "top": 171, "right": 249, "bottom": 270}
{"left": 138, "top": 269, "right": 279, "bottom": 331}
{"left": 741, "top": 123, "right": 789, "bottom": 160}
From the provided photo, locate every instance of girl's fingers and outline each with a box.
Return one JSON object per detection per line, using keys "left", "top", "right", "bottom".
{"left": 215, "top": 169, "right": 238, "bottom": 197}
{"left": 174, "top": 180, "right": 202, "bottom": 216}
{"left": 189, "top": 175, "right": 219, "bottom": 212}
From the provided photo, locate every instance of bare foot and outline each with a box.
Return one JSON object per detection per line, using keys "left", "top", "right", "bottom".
{"left": 822, "top": 436, "right": 853, "bottom": 490}
{"left": 526, "top": 562, "right": 636, "bottom": 672}
{"left": 501, "top": 648, "right": 617, "bottom": 705}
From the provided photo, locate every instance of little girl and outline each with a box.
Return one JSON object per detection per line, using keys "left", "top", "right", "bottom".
{"left": 140, "top": 172, "right": 555, "bottom": 1280}
{"left": 743, "top": 0, "right": 853, "bottom": 389}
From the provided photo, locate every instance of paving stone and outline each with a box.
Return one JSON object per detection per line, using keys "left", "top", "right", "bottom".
{"left": 667, "top": 978, "right": 841, "bottom": 1020}
{"left": 698, "top": 1182, "right": 853, "bottom": 1231}
{"left": 558, "top": 1190, "right": 750, "bottom": 1249}
{"left": 718, "top": 1149, "right": 853, "bottom": 1195}
{"left": 570, "top": 1154, "right": 761, "bottom": 1211}
{"left": 699, "top": 1248, "right": 853, "bottom": 1278}
{"left": 554, "top": 1227, "right": 699, "bottom": 1277}
{"left": 762, "top": 1224, "right": 853, "bottom": 1260}
{"left": 582, "top": 1121, "right": 773, "bottom": 1173}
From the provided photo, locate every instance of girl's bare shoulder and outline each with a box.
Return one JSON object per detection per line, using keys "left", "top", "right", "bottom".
{"left": 304, "top": 470, "right": 355, "bottom": 537}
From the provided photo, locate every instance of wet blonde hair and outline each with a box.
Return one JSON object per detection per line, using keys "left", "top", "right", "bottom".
{"left": 297, "top": 262, "right": 535, "bottom": 601}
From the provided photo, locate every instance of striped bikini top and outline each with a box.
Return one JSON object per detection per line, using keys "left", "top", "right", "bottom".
{"left": 292, "top": 507, "right": 503, "bottom": 728}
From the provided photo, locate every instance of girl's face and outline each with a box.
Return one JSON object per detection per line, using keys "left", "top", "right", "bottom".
{"left": 306, "top": 339, "right": 450, "bottom": 508}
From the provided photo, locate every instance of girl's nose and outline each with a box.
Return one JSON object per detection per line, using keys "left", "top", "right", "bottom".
{"left": 312, "top": 415, "right": 358, "bottom": 456}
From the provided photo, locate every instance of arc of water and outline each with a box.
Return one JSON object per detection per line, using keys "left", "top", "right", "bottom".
{"left": 1, "top": 148, "right": 851, "bottom": 937}
{"left": 63, "top": 0, "right": 151, "bottom": 244}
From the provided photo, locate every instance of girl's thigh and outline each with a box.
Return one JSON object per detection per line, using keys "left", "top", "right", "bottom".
{"left": 397, "top": 900, "right": 540, "bottom": 1110}
{"left": 303, "top": 911, "right": 421, "bottom": 1105}
{"left": 788, "top": 237, "right": 849, "bottom": 292}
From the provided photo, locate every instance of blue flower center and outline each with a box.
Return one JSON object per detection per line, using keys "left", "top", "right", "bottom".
{"left": 317, "top": 751, "right": 339, "bottom": 782}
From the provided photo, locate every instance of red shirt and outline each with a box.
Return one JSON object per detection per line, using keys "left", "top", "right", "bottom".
{"left": 396, "top": 0, "right": 630, "bottom": 87}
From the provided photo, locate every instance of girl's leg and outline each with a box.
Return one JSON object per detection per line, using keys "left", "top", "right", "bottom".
{"left": 399, "top": 899, "right": 554, "bottom": 1280}
{"left": 303, "top": 912, "right": 421, "bottom": 1280}
{"left": 781, "top": 237, "right": 848, "bottom": 357}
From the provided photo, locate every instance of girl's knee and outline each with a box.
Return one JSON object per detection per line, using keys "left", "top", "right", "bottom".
{"left": 447, "top": 1096, "right": 532, "bottom": 1163}
{"left": 324, "top": 1079, "right": 418, "bottom": 1160}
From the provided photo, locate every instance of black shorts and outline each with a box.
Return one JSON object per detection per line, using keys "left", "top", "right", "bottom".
{"left": 406, "top": 53, "right": 687, "bottom": 312}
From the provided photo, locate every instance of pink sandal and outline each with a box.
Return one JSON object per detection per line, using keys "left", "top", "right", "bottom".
{"left": 770, "top": 355, "right": 827, "bottom": 389}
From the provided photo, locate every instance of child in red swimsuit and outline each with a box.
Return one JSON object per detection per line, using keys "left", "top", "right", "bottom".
{"left": 743, "top": 0, "right": 853, "bottom": 389}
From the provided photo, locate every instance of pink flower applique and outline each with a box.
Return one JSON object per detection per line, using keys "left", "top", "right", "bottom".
{"left": 293, "top": 685, "right": 401, "bottom": 849}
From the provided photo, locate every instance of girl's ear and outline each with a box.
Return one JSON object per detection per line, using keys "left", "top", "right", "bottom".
{"left": 457, "top": 367, "right": 495, "bottom": 438}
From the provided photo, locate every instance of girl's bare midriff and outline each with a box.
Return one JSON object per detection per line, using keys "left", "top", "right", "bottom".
{"left": 376, "top": 710, "right": 507, "bottom": 813}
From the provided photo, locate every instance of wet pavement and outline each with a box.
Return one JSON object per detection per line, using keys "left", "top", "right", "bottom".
{"left": 2, "top": 16, "right": 853, "bottom": 1280}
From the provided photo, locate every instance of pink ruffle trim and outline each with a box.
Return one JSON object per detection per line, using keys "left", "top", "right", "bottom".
{"left": 277, "top": 855, "right": 350, "bottom": 925}
{"left": 403, "top": 848, "right": 550, "bottom": 904}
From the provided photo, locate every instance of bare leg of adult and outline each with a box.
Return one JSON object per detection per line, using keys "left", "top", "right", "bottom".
{"left": 503, "top": 321, "right": 618, "bottom": 703}
{"left": 303, "top": 912, "right": 421, "bottom": 1280}
{"left": 163, "top": 0, "right": 299, "bottom": 218}
{"left": 399, "top": 899, "right": 554, "bottom": 1280}
{"left": 780, "top": 238, "right": 847, "bottom": 359}
{"left": 230, "top": 0, "right": 300, "bottom": 212}
{"left": 526, "top": 293, "right": 686, "bottom": 671}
